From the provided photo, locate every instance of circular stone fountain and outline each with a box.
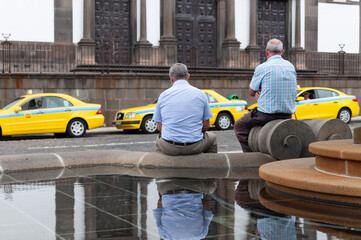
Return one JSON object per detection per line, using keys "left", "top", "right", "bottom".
{"left": 259, "top": 127, "right": 361, "bottom": 207}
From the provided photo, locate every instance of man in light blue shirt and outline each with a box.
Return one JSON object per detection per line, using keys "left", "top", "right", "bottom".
{"left": 153, "top": 63, "right": 217, "bottom": 155}
{"left": 234, "top": 39, "right": 297, "bottom": 152}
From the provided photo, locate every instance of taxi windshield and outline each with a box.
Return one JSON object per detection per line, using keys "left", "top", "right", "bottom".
{"left": 2, "top": 97, "right": 25, "bottom": 110}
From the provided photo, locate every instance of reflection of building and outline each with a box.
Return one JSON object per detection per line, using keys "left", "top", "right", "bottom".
{"left": 55, "top": 176, "right": 152, "bottom": 239}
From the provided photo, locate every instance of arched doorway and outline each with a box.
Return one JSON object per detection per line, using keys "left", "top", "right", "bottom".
{"left": 175, "top": 0, "right": 217, "bottom": 67}
{"left": 257, "top": 0, "right": 288, "bottom": 62}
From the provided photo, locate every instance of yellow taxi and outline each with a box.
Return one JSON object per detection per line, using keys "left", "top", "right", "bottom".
{"left": 0, "top": 93, "right": 104, "bottom": 137}
{"left": 112, "top": 89, "right": 248, "bottom": 133}
{"left": 248, "top": 87, "right": 359, "bottom": 123}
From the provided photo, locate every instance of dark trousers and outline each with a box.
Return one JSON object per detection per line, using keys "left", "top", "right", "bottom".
{"left": 234, "top": 109, "right": 292, "bottom": 152}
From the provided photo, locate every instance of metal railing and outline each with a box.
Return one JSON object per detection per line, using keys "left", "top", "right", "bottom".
{"left": 0, "top": 41, "right": 76, "bottom": 73}
{"left": 305, "top": 51, "right": 361, "bottom": 75}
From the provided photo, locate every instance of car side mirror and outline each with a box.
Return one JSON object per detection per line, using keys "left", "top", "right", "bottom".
{"left": 14, "top": 107, "right": 22, "bottom": 113}
{"left": 296, "top": 96, "right": 304, "bottom": 102}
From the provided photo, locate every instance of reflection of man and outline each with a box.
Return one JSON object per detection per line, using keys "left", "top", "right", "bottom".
{"left": 153, "top": 179, "right": 215, "bottom": 240}
{"left": 234, "top": 39, "right": 297, "bottom": 152}
{"left": 153, "top": 63, "right": 217, "bottom": 156}
{"left": 235, "top": 179, "right": 297, "bottom": 240}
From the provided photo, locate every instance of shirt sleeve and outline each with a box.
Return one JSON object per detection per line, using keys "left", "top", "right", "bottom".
{"left": 202, "top": 92, "right": 213, "bottom": 120}
{"left": 152, "top": 94, "right": 163, "bottom": 122}
{"left": 249, "top": 65, "right": 263, "bottom": 91}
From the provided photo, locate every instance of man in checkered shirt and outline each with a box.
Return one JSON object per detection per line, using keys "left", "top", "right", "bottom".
{"left": 234, "top": 38, "right": 297, "bottom": 152}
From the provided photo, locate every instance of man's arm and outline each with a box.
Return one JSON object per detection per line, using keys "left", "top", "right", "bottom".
{"left": 249, "top": 87, "right": 256, "bottom": 96}
{"left": 157, "top": 122, "right": 162, "bottom": 132}
{"left": 249, "top": 88, "right": 261, "bottom": 99}
{"left": 202, "top": 119, "right": 210, "bottom": 132}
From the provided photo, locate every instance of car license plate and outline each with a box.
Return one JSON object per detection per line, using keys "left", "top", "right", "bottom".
{"left": 112, "top": 121, "right": 122, "bottom": 126}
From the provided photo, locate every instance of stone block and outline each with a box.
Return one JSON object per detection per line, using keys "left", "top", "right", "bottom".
{"left": 126, "top": 88, "right": 145, "bottom": 99}
{"left": 315, "top": 155, "right": 346, "bottom": 175}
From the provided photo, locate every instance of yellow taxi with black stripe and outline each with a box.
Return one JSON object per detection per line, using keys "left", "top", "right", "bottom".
{"left": 112, "top": 89, "right": 248, "bottom": 133}
{"left": 248, "top": 87, "right": 360, "bottom": 124}
{"left": 0, "top": 93, "right": 104, "bottom": 137}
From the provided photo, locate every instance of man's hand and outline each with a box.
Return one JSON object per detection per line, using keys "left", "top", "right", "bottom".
{"left": 202, "top": 119, "right": 210, "bottom": 132}
{"left": 157, "top": 122, "right": 162, "bottom": 132}
{"left": 255, "top": 91, "right": 261, "bottom": 100}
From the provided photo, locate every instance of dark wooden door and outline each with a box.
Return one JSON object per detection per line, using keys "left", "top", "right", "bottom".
{"left": 95, "top": 0, "right": 131, "bottom": 65}
{"left": 257, "top": 0, "right": 288, "bottom": 62}
{"left": 176, "top": 0, "right": 217, "bottom": 67}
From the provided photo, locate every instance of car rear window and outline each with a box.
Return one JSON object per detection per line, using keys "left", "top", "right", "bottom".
{"left": 317, "top": 90, "right": 338, "bottom": 98}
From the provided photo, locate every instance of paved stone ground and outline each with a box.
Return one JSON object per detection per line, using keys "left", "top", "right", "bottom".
{"left": 0, "top": 127, "right": 242, "bottom": 156}
{"left": 1, "top": 117, "right": 360, "bottom": 157}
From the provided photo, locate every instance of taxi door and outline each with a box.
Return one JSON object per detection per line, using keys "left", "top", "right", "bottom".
{"left": 314, "top": 89, "right": 339, "bottom": 119}
{"left": 294, "top": 91, "right": 320, "bottom": 120}
{"left": 40, "top": 96, "right": 74, "bottom": 132}
{"left": 10, "top": 97, "right": 46, "bottom": 134}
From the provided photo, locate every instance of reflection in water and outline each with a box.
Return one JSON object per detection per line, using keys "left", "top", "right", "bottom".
{"left": 235, "top": 179, "right": 297, "bottom": 240}
{"left": 0, "top": 171, "right": 359, "bottom": 239}
{"left": 153, "top": 178, "right": 216, "bottom": 239}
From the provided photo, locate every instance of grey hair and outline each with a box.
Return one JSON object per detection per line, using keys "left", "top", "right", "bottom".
{"left": 266, "top": 39, "right": 283, "bottom": 53}
{"left": 169, "top": 63, "right": 189, "bottom": 79}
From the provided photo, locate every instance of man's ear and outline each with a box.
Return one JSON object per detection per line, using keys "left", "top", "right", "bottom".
{"left": 281, "top": 49, "right": 285, "bottom": 56}
{"left": 186, "top": 74, "right": 190, "bottom": 81}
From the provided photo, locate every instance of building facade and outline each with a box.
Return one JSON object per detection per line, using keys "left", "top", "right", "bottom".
{"left": 1, "top": 0, "right": 361, "bottom": 73}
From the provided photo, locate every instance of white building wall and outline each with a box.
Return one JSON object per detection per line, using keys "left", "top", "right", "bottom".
{"left": 73, "top": 0, "right": 84, "bottom": 43}
{"left": 318, "top": 2, "right": 359, "bottom": 53}
{"left": 0, "top": 0, "right": 54, "bottom": 42}
{"left": 235, "top": 0, "right": 250, "bottom": 49}
{"left": 147, "top": 0, "right": 160, "bottom": 46}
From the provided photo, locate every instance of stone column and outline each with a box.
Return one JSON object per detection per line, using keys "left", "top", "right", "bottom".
{"left": 135, "top": 0, "right": 153, "bottom": 65}
{"left": 55, "top": 180, "right": 75, "bottom": 239}
{"left": 82, "top": 179, "right": 97, "bottom": 240}
{"left": 159, "top": 0, "right": 177, "bottom": 65}
{"left": 217, "top": 0, "right": 226, "bottom": 65}
{"left": 77, "top": 0, "right": 96, "bottom": 65}
{"left": 290, "top": 0, "right": 306, "bottom": 70}
{"left": 222, "top": 0, "right": 240, "bottom": 67}
{"left": 245, "top": 0, "right": 260, "bottom": 68}
{"left": 304, "top": 0, "right": 318, "bottom": 51}
{"left": 359, "top": 1, "right": 361, "bottom": 54}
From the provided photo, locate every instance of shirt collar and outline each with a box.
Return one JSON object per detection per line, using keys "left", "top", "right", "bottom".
{"left": 173, "top": 80, "right": 189, "bottom": 86}
{"left": 267, "top": 55, "right": 282, "bottom": 61}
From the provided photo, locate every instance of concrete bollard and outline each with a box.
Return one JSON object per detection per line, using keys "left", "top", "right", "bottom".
{"left": 249, "top": 119, "right": 315, "bottom": 160}
{"left": 302, "top": 119, "right": 352, "bottom": 141}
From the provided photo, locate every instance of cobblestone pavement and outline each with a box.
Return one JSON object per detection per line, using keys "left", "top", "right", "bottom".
{"left": 0, "top": 127, "right": 242, "bottom": 156}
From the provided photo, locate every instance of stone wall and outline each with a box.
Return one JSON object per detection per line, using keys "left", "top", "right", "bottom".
{"left": 0, "top": 73, "right": 360, "bottom": 126}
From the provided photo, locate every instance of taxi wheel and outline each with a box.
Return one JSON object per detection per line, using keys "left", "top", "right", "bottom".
{"left": 67, "top": 119, "right": 87, "bottom": 137}
{"left": 215, "top": 113, "right": 232, "bottom": 130}
{"left": 337, "top": 108, "right": 351, "bottom": 124}
{"left": 141, "top": 115, "right": 158, "bottom": 134}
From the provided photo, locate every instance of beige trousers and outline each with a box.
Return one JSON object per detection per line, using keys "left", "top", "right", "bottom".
{"left": 155, "top": 132, "right": 217, "bottom": 156}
